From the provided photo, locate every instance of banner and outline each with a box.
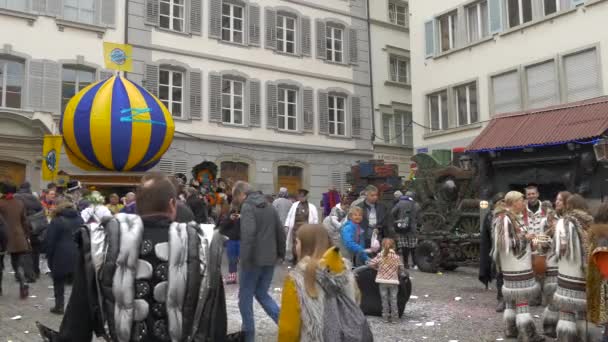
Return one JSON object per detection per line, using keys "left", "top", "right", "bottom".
{"left": 42, "top": 135, "right": 62, "bottom": 181}
{"left": 103, "top": 42, "right": 133, "bottom": 72}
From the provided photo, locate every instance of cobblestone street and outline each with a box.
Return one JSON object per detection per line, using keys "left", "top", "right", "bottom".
{"left": 1, "top": 263, "right": 566, "bottom": 342}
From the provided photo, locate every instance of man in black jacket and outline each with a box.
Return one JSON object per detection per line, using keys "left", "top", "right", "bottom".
{"left": 15, "top": 181, "right": 44, "bottom": 279}
{"left": 357, "top": 185, "right": 388, "bottom": 248}
{"left": 186, "top": 187, "right": 208, "bottom": 224}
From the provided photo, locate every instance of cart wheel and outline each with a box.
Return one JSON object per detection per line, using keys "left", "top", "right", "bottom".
{"left": 415, "top": 240, "right": 441, "bottom": 273}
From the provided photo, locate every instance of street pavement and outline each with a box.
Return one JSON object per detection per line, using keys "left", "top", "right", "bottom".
{"left": 0, "top": 264, "right": 603, "bottom": 341}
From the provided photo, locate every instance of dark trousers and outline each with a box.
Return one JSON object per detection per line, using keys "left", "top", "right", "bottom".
{"left": 53, "top": 275, "right": 66, "bottom": 307}
{"left": 496, "top": 272, "right": 504, "bottom": 300}
{"left": 31, "top": 249, "right": 40, "bottom": 277}
{"left": 401, "top": 248, "right": 417, "bottom": 268}
{"left": 0, "top": 252, "right": 30, "bottom": 287}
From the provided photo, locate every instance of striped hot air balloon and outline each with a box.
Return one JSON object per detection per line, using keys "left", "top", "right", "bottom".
{"left": 61, "top": 75, "right": 175, "bottom": 171}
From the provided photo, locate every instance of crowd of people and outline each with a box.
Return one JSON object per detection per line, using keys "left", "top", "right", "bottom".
{"left": 479, "top": 185, "right": 608, "bottom": 342}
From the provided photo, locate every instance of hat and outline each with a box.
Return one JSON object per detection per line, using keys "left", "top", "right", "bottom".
{"left": 19, "top": 182, "right": 31, "bottom": 192}
{"left": 394, "top": 190, "right": 403, "bottom": 199}
{"left": 66, "top": 180, "right": 82, "bottom": 193}
{"left": 297, "top": 189, "right": 309, "bottom": 196}
{"left": 279, "top": 187, "right": 288, "bottom": 194}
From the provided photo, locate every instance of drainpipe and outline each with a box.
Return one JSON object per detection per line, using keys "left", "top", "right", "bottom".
{"left": 124, "top": 0, "right": 129, "bottom": 78}
{"left": 366, "top": 0, "right": 376, "bottom": 144}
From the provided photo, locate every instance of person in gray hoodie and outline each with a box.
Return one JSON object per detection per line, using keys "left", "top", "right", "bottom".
{"left": 233, "top": 181, "right": 286, "bottom": 342}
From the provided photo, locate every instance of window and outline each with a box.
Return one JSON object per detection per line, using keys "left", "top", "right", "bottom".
{"left": 159, "top": 69, "right": 183, "bottom": 118}
{"left": 326, "top": 26, "right": 343, "bottom": 63}
{"left": 383, "top": 112, "right": 413, "bottom": 146}
{"left": 526, "top": 60, "right": 558, "bottom": 109}
{"left": 389, "top": 2, "right": 407, "bottom": 27}
{"left": 160, "top": 0, "right": 185, "bottom": 32}
{"left": 564, "top": 48, "right": 601, "bottom": 102}
{"left": 390, "top": 56, "right": 409, "bottom": 84}
{"left": 428, "top": 91, "right": 448, "bottom": 131}
{"left": 544, "top": 0, "right": 559, "bottom": 15}
{"left": 382, "top": 114, "right": 391, "bottom": 143}
{"left": 328, "top": 95, "right": 346, "bottom": 136}
{"left": 220, "top": 161, "right": 249, "bottom": 182}
{"left": 0, "top": 0, "right": 27, "bottom": 11}
{"left": 64, "top": 0, "right": 95, "bottom": 24}
{"left": 222, "top": 3, "right": 244, "bottom": 43}
{"left": 455, "top": 83, "right": 478, "bottom": 126}
{"left": 467, "top": 1, "right": 489, "bottom": 43}
{"left": 507, "top": 0, "right": 532, "bottom": 28}
{"left": 277, "top": 14, "right": 296, "bottom": 54}
{"left": 0, "top": 59, "right": 24, "bottom": 109}
{"left": 61, "top": 67, "right": 94, "bottom": 113}
{"left": 278, "top": 88, "right": 297, "bottom": 131}
{"left": 492, "top": 71, "right": 521, "bottom": 115}
{"left": 439, "top": 12, "right": 457, "bottom": 52}
{"left": 221, "top": 78, "right": 244, "bottom": 125}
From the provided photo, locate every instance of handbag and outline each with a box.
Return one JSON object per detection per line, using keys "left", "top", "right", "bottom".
{"left": 370, "top": 229, "right": 380, "bottom": 252}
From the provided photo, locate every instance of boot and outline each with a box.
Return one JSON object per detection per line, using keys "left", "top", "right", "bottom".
{"left": 19, "top": 284, "right": 29, "bottom": 299}
{"left": 50, "top": 298, "right": 64, "bottom": 315}
{"left": 496, "top": 299, "right": 506, "bottom": 312}
{"left": 504, "top": 308, "right": 517, "bottom": 338}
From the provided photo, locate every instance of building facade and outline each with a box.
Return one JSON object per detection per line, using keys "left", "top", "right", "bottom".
{"left": 369, "top": 0, "right": 413, "bottom": 177}
{"left": 0, "top": 0, "right": 374, "bottom": 205}
{"left": 410, "top": 0, "right": 608, "bottom": 159}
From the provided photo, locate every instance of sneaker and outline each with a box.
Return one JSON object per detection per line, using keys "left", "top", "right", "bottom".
{"left": 50, "top": 306, "right": 64, "bottom": 315}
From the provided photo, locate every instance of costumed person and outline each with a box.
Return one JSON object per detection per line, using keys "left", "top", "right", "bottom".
{"left": 322, "top": 186, "right": 341, "bottom": 217}
{"left": 341, "top": 206, "right": 371, "bottom": 266}
{"left": 217, "top": 201, "right": 240, "bottom": 285}
{"left": 37, "top": 172, "right": 230, "bottom": 342}
{"left": 80, "top": 191, "right": 113, "bottom": 227}
{"left": 120, "top": 192, "right": 137, "bottom": 214}
{"left": 273, "top": 187, "right": 293, "bottom": 233}
{"left": 368, "top": 238, "right": 406, "bottom": 323}
{"left": 286, "top": 189, "right": 319, "bottom": 263}
{"left": 45, "top": 200, "right": 83, "bottom": 314}
{"left": 552, "top": 194, "right": 593, "bottom": 342}
{"left": 106, "top": 193, "right": 124, "bottom": 215}
{"left": 587, "top": 203, "right": 608, "bottom": 342}
{"left": 278, "top": 224, "right": 372, "bottom": 342}
{"left": 42, "top": 188, "right": 58, "bottom": 219}
{"left": 491, "top": 191, "right": 544, "bottom": 342}
{"left": 539, "top": 199, "right": 561, "bottom": 337}
{"left": 390, "top": 193, "right": 418, "bottom": 269}
{"left": 523, "top": 185, "right": 547, "bottom": 307}
{"left": 478, "top": 192, "right": 506, "bottom": 312}
{"left": 322, "top": 196, "right": 350, "bottom": 247}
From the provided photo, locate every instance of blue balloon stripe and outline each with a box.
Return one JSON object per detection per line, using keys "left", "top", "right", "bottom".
{"left": 73, "top": 82, "right": 106, "bottom": 170}
{"left": 132, "top": 82, "right": 167, "bottom": 166}
{"left": 111, "top": 77, "right": 133, "bottom": 171}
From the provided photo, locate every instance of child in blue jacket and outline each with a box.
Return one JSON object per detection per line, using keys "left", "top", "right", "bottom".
{"left": 341, "top": 206, "right": 371, "bottom": 266}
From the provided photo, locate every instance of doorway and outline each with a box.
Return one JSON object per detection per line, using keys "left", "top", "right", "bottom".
{"left": 0, "top": 160, "right": 26, "bottom": 185}
{"left": 277, "top": 165, "right": 303, "bottom": 195}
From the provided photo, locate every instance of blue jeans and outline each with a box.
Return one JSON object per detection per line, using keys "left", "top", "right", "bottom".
{"left": 239, "top": 265, "right": 280, "bottom": 342}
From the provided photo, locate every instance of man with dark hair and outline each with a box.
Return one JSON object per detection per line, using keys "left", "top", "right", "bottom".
{"left": 38, "top": 173, "right": 229, "bottom": 342}
{"left": 186, "top": 187, "right": 208, "bottom": 224}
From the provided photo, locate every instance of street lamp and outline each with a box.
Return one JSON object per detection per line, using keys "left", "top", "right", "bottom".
{"left": 593, "top": 137, "right": 608, "bottom": 163}
{"left": 459, "top": 155, "right": 473, "bottom": 171}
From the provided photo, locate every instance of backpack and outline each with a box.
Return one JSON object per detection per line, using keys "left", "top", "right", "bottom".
{"left": 393, "top": 207, "right": 413, "bottom": 234}
{"left": 28, "top": 211, "right": 49, "bottom": 245}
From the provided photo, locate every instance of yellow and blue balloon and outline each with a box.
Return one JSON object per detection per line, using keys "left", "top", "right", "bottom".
{"left": 61, "top": 75, "right": 175, "bottom": 171}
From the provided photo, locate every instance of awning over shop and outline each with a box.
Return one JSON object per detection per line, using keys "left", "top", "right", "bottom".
{"left": 66, "top": 173, "right": 144, "bottom": 187}
{"left": 467, "top": 96, "right": 608, "bottom": 152}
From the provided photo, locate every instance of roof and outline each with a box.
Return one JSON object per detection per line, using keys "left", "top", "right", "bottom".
{"left": 466, "top": 96, "right": 608, "bottom": 152}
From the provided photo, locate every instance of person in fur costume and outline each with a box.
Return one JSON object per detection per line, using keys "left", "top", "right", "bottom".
{"left": 492, "top": 191, "right": 544, "bottom": 342}
{"left": 586, "top": 203, "right": 608, "bottom": 342}
{"left": 552, "top": 194, "right": 593, "bottom": 342}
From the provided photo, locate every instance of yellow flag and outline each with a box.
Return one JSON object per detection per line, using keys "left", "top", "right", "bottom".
{"left": 103, "top": 42, "right": 133, "bottom": 72}
{"left": 42, "top": 135, "right": 63, "bottom": 181}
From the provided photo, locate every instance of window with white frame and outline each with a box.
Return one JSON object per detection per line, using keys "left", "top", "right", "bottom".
{"left": 383, "top": 112, "right": 413, "bottom": 146}
{"left": 160, "top": 0, "right": 185, "bottom": 32}
{"left": 455, "top": 83, "right": 478, "bottom": 126}
{"left": 507, "top": 0, "right": 533, "bottom": 28}
{"left": 439, "top": 12, "right": 457, "bottom": 52}
{"left": 0, "top": 0, "right": 27, "bottom": 12}
{"left": 62, "top": 67, "right": 94, "bottom": 113}
{"left": 388, "top": 2, "right": 407, "bottom": 27}
{"left": 277, "top": 14, "right": 297, "bottom": 54}
{"left": 491, "top": 70, "right": 521, "bottom": 115}
{"left": 64, "top": 0, "right": 96, "bottom": 24}
{"left": 222, "top": 3, "right": 244, "bottom": 44}
{"left": 390, "top": 55, "right": 409, "bottom": 84}
{"left": 278, "top": 87, "right": 297, "bottom": 131}
{"left": 221, "top": 78, "right": 245, "bottom": 125}
{"left": 382, "top": 114, "right": 391, "bottom": 143}
{"left": 0, "top": 59, "right": 24, "bottom": 109}
{"left": 428, "top": 91, "right": 448, "bottom": 131}
{"left": 326, "top": 26, "right": 344, "bottom": 63}
{"left": 544, "top": 0, "right": 559, "bottom": 15}
{"left": 159, "top": 69, "right": 184, "bottom": 118}
{"left": 467, "top": 1, "right": 489, "bottom": 43}
{"left": 328, "top": 94, "right": 346, "bottom": 136}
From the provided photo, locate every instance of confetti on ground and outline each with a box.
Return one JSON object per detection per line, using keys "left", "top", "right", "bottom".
{"left": 448, "top": 340, "right": 459, "bottom": 342}
{"left": 24, "top": 330, "right": 29, "bottom": 334}
{"left": 48, "top": 286, "right": 54, "bottom": 289}
{"left": 10, "top": 315, "right": 22, "bottom": 320}
{"left": 29, "top": 295, "right": 37, "bottom": 298}
{"left": 410, "top": 295, "right": 419, "bottom": 299}
{"left": 425, "top": 322, "right": 435, "bottom": 326}
{"left": 424, "top": 294, "right": 429, "bottom": 298}
{"left": 437, "top": 272, "right": 443, "bottom": 275}
{"left": 496, "top": 339, "right": 504, "bottom": 341}
{"left": 416, "top": 323, "right": 423, "bottom": 326}
{"left": 533, "top": 314, "right": 540, "bottom": 318}
{"left": 454, "top": 297, "right": 462, "bottom": 301}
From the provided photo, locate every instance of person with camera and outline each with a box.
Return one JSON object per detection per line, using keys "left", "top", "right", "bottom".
{"left": 390, "top": 192, "right": 418, "bottom": 269}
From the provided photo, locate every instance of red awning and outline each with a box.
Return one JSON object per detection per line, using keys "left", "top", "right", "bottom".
{"left": 467, "top": 96, "right": 608, "bottom": 152}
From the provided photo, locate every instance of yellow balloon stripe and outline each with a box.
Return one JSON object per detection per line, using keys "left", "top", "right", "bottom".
{"left": 90, "top": 77, "right": 115, "bottom": 170}
{"left": 62, "top": 81, "right": 102, "bottom": 164}
{"left": 64, "top": 145, "right": 98, "bottom": 171}
{"left": 121, "top": 77, "right": 152, "bottom": 171}
{"left": 142, "top": 92, "right": 175, "bottom": 167}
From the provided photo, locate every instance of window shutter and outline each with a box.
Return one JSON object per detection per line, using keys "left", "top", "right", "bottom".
{"left": 33, "top": 0, "right": 46, "bottom": 12}
{"left": 300, "top": 16, "right": 311, "bottom": 56}
{"left": 248, "top": 3, "right": 261, "bottom": 46}
{"left": 208, "top": 73, "right": 222, "bottom": 122}
{"left": 303, "top": 87, "right": 314, "bottom": 132}
{"left": 351, "top": 96, "right": 361, "bottom": 138}
{"left": 208, "top": 0, "right": 222, "bottom": 39}
{"left": 99, "top": 70, "right": 114, "bottom": 80}
{"left": 488, "top": 0, "right": 503, "bottom": 34}
{"left": 349, "top": 28, "right": 358, "bottom": 64}
{"left": 266, "top": 82, "right": 278, "bottom": 129}
{"left": 144, "top": 64, "right": 159, "bottom": 96}
{"left": 403, "top": 112, "right": 413, "bottom": 147}
{"left": 389, "top": 57, "right": 397, "bottom": 81}
{"left": 316, "top": 20, "right": 326, "bottom": 60}
{"left": 101, "top": 0, "right": 115, "bottom": 26}
{"left": 46, "top": 0, "right": 62, "bottom": 16}
{"left": 43, "top": 61, "right": 61, "bottom": 114}
{"left": 394, "top": 113, "right": 403, "bottom": 146}
{"left": 526, "top": 60, "right": 558, "bottom": 109}
{"left": 189, "top": 70, "right": 202, "bottom": 120}
{"left": 424, "top": 20, "right": 435, "bottom": 58}
{"left": 249, "top": 79, "right": 261, "bottom": 127}
{"left": 28, "top": 60, "right": 44, "bottom": 111}
{"left": 318, "top": 90, "right": 328, "bottom": 135}
{"left": 492, "top": 71, "right": 521, "bottom": 115}
{"left": 265, "top": 8, "right": 276, "bottom": 50}
{"left": 190, "top": 0, "right": 202, "bottom": 35}
{"left": 145, "top": 0, "right": 159, "bottom": 26}
{"left": 382, "top": 115, "right": 391, "bottom": 143}
{"left": 571, "top": 0, "right": 585, "bottom": 6}
{"left": 564, "top": 49, "right": 601, "bottom": 102}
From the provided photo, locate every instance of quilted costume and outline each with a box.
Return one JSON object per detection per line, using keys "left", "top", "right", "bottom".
{"left": 587, "top": 223, "right": 608, "bottom": 325}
